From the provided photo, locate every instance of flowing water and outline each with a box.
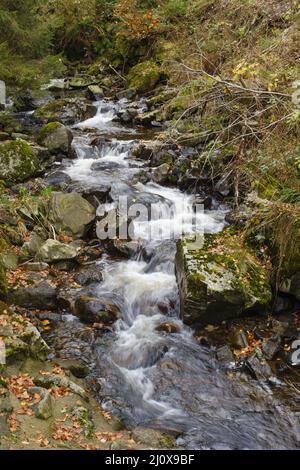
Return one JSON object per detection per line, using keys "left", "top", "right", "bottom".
{"left": 57, "top": 98, "right": 300, "bottom": 449}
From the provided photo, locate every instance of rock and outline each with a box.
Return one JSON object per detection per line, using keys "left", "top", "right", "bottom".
{"left": 156, "top": 322, "right": 180, "bottom": 334}
{"left": 9, "top": 281, "right": 57, "bottom": 310}
{"left": 37, "top": 122, "right": 73, "bottom": 155}
{"left": 0, "top": 140, "right": 39, "bottom": 185}
{"left": 69, "top": 76, "right": 98, "bottom": 89}
{"left": 0, "top": 415, "right": 10, "bottom": 437}
{"left": 49, "top": 192, "right": 96, "bottom": 239}
{"left": 34, "top": 98, "right": 96, "bottom": 125}
{"left": 35, "top": 374, "right": 87, "bottom": 400}
{"left": 216, "top": 345, "right": 234, "bottom": 365}
{"left": 0, "top": 308, "right": 50, "bottom": 361}
{"left": 150, "top": 150, "right": 174, "bottom": 167}
{"left": 127, "top": 61, "right": 161, "bottom": 94}
{"left": 24, "top": 262, "right": 49, "bottom": 271}
{"left": 176, "top": 229, "right": 272, "bottom": 326}
{"left": 109, "top": 239, "right": 140, "bottom": 258}
{"left": 228, "top": 329, "right": 248, "bottom": 349}
{"left": 46, "top": 79, "right": 67, "bottom": 91}
{"left": 0, "top": 111, "right": 21, "bottom": 134}
{"left": 0, "top": 131, "right": 10, "bottom": 141}
{"left": 74, "top": 296, "right": 121, "bottom": 324}
{"left": 86, "top": 85, "right": 104, "bottom": 100}
{"left": 262, "top": 336, "right": 281, "bottom": 360}
{"left": 131, "top": 427, "right": 175, "bottom": 449}
{"left": 45, "top": 170, "right": 72, "bottom": 187}
{"left": 13, "top": 89, "right": 35, "bottom": 111}
{"left": 192, "top": 195, "right": 213, "bottom": 211}
{"left": 116, "top": 89, "right": 137, "bottom": 100}
{"left": 135, "top": 109, "right": 161, "bottom": 125}
{"left": 1, "top": 252, "right": 18, "bottom": 270}
{"left": 0, "top": 206, "right": 17, "bottom": 225}
{"left": 36, "top": 239, "right": 79, "bottom": 262}
{"left": 19, "top": 230, "right": 46, "bottom": 259}
{"left": 0, "top": 392, "right": 13, "bottom": 413}
{"left": 69, "top": 363, "right": 90, "bottom": 379}
{"left": 75, "top": 266, "right": 103, "bottom": 286}
{"left": 152, "top": 163, "right": 170, "bottom": 184}
{"left": 29, "top": 387, "right": 53, "bottom": 420}
{"left": 246, "top": 355, "right": 273, "bottom": 381}
{"left": 11, "top": 132, "right": 31, "bottom": 141}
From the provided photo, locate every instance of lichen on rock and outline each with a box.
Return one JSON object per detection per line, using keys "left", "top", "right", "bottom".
{"left": 0, "top": 140, "right": 39, "bottom": 185}
{"left": 176, "top": 228, "right": 272, "bottom": 326}
{"left": 127, "top": 61, "right": 161, "bottom": 94}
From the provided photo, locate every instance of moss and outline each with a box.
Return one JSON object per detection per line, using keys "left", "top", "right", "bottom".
{"left": 0, "top": 112, "right": 21, "bottom": 134}
{"left": 0, "top": 140, "right": 39, "bottom": 185}
{"left": 34, "top": 99, "right": 68, "bottom": 121}
{"left": 37, "top": 122, "right": 61, "bottom": 145}
{"left": 177, "top": 228, "right": 272, "bottom": 325}
{"left": 127, "top": 61, "right": 161, "bottom": 94}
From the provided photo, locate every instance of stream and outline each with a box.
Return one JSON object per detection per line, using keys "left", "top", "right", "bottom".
{"left": 47, "top": 97, "right": 300, "bottom": 450}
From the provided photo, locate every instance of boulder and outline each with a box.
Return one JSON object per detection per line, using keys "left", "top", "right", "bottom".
{"left": 35, "top": 374, "right": 87, "bottom": 400}
{"left": 29, "top": 387, "right": 53, "bottom": 420}
{"left": 19, "top": 230, "right": 46, "bottom": 260}
{"left": 36, "top": 239, "right": 79, "bottom": 262}
{"left": 69, "top": 76, "right": 98, "bottom": 89}
{"left": 8, "top": 281, "right": 57, "bottom": 310}
{"left": 34, "top": 98, "right": 96, "bottom": 125}
{"left": 176, "top": 228, "right": 272, "bottom": 326}
{"left": 86, "top": 85, "right": 104, "bottom": 100}
{"left": 127, "top": 61, "right": 161, "bottom": 94}
{"left": 1, "top": 252, "right": 18, "bottom": 270}
{"left": 152, "top": 163, "right": 170, "bottom": 184}
{"left": 0, "top": 140, "right": 39, "bottom": 185}
{"left": 49, "top": 192, "right": 96, "bottom": 239}
{"left": 37, "top": 122, "right": 73, "bottom": 155}
{"left": 75, "top": 266, "right": 103, "bottom": 286}
{"left": 74, "top": 295, "right": 121, "bottom": 324}
{"left": 0, "top": 304, "right": 50, "bottom": 361}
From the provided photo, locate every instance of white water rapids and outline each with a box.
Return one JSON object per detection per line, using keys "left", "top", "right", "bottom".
{"left": 64, "top": 99, "right": 226, "bottom": 422}
{"left": 57, "top": 98, "right": 300, "bottom": 449}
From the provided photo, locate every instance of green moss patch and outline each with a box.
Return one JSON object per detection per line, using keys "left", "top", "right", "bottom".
{"left": 0, "top": 140, "right": 39, "bottom": 185}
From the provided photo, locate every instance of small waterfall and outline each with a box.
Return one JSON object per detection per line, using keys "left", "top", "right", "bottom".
{"left": 61, "top": 98, "right": 300, "bottom": 449}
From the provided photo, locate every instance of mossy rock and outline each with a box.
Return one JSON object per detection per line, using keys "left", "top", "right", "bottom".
{"left": 37, "top": 122, "right": 73, "bottom": 155}
{"left": 0, "top": 112, "right": 21, "bottom": 134}
{"left": 127, "top": 61, "right": 161, "bottom": 94}
{"left": 0, "top": 140, "right": 39, "bottom": 185}
{"left": 176, "top": 228, "right": 272, "bottom": 326}
{"left": 48, "top": 192, "right": 96, "bottom": 239}
{"left": 34, "top": 99, "right": 69, "bottom": 122}
{"left": 34, "top": 98, "right": 96, "bottom": 125}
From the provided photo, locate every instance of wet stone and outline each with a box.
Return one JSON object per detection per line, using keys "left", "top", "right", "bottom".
{"left": 75, "top": 266, "right": 103, "bottom": 286}
{"left": 262, "top": 336, "right": 281, "bottom": 360}
{"left": 156, "top": 322, "right": 180, "bottom": 334}
{"left": 246, "top": 355, "right": 273, "bottom": 381}
{"left": 216, "top": 345, "right": 234, "bottom": 365}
